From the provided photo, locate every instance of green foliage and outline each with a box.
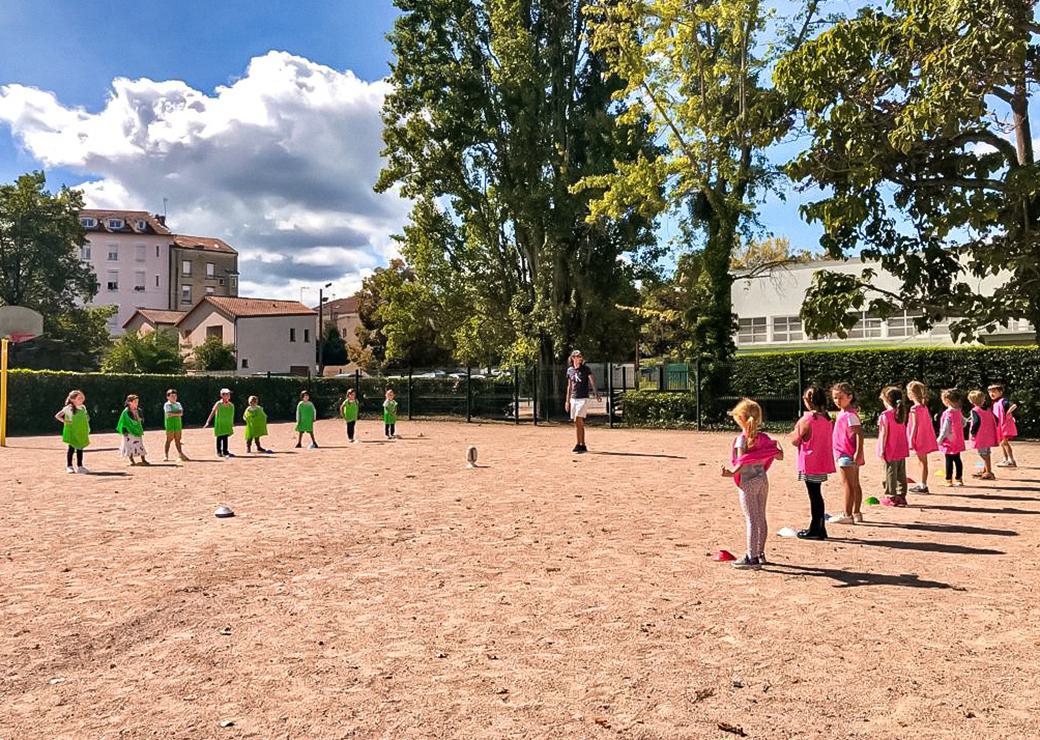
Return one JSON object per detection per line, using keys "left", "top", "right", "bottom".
{"left": 776, "top": 0, "right": 1040, "bottom": 342}
{"left": 620, "top": 346, "right": 1040, "bottom": 436}
{"left": 0, "top": 171, "right": 94, "bottom": 309}
{"left": 191, "top": 336, "right": 237, "bottom": 372}
{"left": 618, "top": 390, "right": 699, "bottom": 429}
{"left": 579, "top": 1, "right": 824, "bottom": 382}
{"left": 11, "top": 305, "right": 115, "bottom": 371}
{"left": 102, "top": 330, "right": 185, "bottom": 374}
{"left": 377, "top": 0, "right": 659, "bottom": 368}
{"left": 319, "top": 322, "right": 348, "bottom": 367}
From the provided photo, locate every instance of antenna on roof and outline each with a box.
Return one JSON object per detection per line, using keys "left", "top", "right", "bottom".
{"left": 162, "top": 197, "right": 168, "bottom": 219}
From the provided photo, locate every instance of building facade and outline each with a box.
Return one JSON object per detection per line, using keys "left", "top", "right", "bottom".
{"left": 317, "top": 296, "right": 362, "bottom": 347}
{"left": 78, "top": 210, "right": 239, "bottom": 334}
{"left": 731, "top": 259, "right": 1035, "bottom": 351}
{"left": 176, "top": 296, "right": 317, "bottom": 375}
{"left": 169, "top": 236, "right": 239, "bottom": 310}
{"left": 79, "top": 210, "right": 174, "bottom": 334}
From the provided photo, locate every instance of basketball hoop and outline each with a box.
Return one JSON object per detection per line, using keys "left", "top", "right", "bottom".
{"left": 1, "top": 306, "right": 45, "bottom": 447}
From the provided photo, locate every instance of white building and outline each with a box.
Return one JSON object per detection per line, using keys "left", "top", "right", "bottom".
{"left": 731, "top": 258, "right": 1035, "bottom": 351}
{"left": 176, "top": 296, "right": 318, "bottom": 375}
{"left": 79, "top": 210, "right": 173, "bottom": 334}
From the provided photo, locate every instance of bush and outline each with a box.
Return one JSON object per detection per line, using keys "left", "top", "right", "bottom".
{"left": 191, "top": 336, "right": 237, "bottom": 371}
{"left": 620, "top": 346, "right": 1040, "bottom": 436}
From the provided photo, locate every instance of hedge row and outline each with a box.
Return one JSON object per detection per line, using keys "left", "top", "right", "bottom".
{"left": 620, "top": 346, "right": 1040, "bottom": 436}
{"left": 3, "top": 370, "right": 517, "bottom": 436}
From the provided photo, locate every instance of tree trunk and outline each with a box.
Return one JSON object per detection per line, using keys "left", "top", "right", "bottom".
{"left": 695, "top": 199, "right": 738, "bottom": 399}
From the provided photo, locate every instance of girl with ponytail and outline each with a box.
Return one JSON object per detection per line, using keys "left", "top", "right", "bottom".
{"left": 878, "top": 386, "right": 910, "bottom": 506}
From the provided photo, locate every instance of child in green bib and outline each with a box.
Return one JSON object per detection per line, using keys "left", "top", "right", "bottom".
{"left": 204, "top": 388, "right": 236, "bottom": 458}
{"left": 383, "top": 388, "right": 399, "bottom": 439}
{"left": 163, "top": 388, "right": 189, "bottom": 462}
{"left": 116, "top": 394, "right": 150, "bottom": 466}
{"left": 54, "top": 389, "right": 90, "bottom": 473}
{"left": 340, "top": 387, "right": 359, "bottom": 443}
{"left": 295, "top": 390, "right": 318, "bottom": 449}
{"left": 244, "top": 395, "right": 273, "bottom": 454}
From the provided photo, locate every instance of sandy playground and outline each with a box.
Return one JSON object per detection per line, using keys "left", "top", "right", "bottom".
{"left": 1, "top": 419, "right": 1039, "bottom": 739}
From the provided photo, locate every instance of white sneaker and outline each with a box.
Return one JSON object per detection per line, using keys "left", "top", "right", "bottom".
{"left": 853, "top": 513, "right": 864, "bottom": 523}
{"left": 909, "top": 484, "right": 928, "bottom": 493}
{"left": 828, "top": 514, "right": 855, "bottom": 525}
{"left": 66, "top": 465, "right": 76, "bottom": 474}
{"left": 76, "top": 466, "right": 90, "bottom": 474}
{"left": 350, "top": 439, "right": 357, "bottom": 444}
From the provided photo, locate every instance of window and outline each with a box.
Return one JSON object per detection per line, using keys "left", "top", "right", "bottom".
{"left": 80, "top": 217, "right": 97, "bottom": 228}
{"left": 181, "top": 285, "right": 192, "bottom": 304}
{"left": 241, "top": 358, "right": 249, "bottom": 369}
{"left": 137, "top": 219, "right": 146, "bottom": 231}
{"left": 107, "top": 245, "right": 119, "bottom": 261}
{"left": 847, "top": 311, "right": 883, "bottom": 339}
{"left": 155, "top": 245, "right": 160, "bottom": 258}
{"left": 341, "top": 328, "right": 348, "bottom": 338}
{"left": 135, "top": 245, "right": 146, "bottom": 262}
{"left": 304, "top": 328, "right": 310, "bottom": 343}
{"left": 182, "top": 260, "right": 192, "bottom": 276}
{"left": 230, "top": 276, "right": 238, "bottom": 290}
{"left": 155, "top": 275, "right": 160, "bottom": 288}
{"left": 205, "top": 286, "right": 215, "bottom": 295}
{"left": 80, "top": 245, "right": 91, "bottom": 260}
{"left": 772, "top": 316, "right": 803, "bottom": 343}
{"left": 887, "top": 311, "right": 924, "bottom": 338}
{"left": 134, "top": 271, "right": 146, "bottom": 292}
{"left": 290, "top": 328, "right": 297, "bottom": 342}
{"left": 737, "top": 317, "right": 768, "bottom": 344}
{"left": 106, "top": 271, "right": 119, "bottom": 291}
{"left": 218, "top": 278, "right": 225, "bottom": 286}
{"left": 107, "top": 218, "right": 124, "bottom": 229}
{"left": 206, "top": 325, "right": 224, "bottom": 341}
{"left": 206, "top": 262, "right": 215, "bottom": 277}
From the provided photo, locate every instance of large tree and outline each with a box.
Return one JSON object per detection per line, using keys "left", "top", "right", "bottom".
{"left": 376, "top": 0, "right": 659, "bottom": 372}
{"left": 0, "top": 171, "right": 113, "bottom": 369}
{"left": 576, "top": 0, "right": 823, "bottom": 387}
{"left": 777, "top": 0, "right": 1040, "bottom": 343}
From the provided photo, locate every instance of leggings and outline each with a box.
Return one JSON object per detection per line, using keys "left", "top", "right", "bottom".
{"left": 346, "top": 421, "right": 356, "bottom": 441}
{"left": 216, "top": 435, "right": 230, "bottom": 456}
{"left": 385, "top": 423, "right": 396, "bottom": 437}
{"left": 738, "top": 474, "right": 769, "bottom": 558}
{"left": 66, "top": 446, "right": 84, "bottom": 467}
{"left": 944, "top": 454, "right": 963, "bottom": 481}
{"left": 805, "top": 479, "right": 826, "bottom": 533}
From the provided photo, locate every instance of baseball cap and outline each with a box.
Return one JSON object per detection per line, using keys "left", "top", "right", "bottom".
{"left": 220, "top": 388, "right": 232, "bottom": 395}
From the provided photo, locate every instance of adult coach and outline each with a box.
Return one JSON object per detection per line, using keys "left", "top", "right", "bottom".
{"left": 565, "top": 350, "right": 600, "bottom": 454}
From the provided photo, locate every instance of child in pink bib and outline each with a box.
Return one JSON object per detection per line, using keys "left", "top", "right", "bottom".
{"left": 988, "top": 384, "right": 1018, "bottom": 468}
{"left": 906, "top": 381, "right": 939, "bottom": 494}
{"left": 788, "top": 386, "right": 834, "bottom": 539}
{"left": 968, "top": 390, "right": 998, "bottom": 480}
{"left": 877, "top": 386, "right": 910, "bottom": 506}
{"left": 936, "top": 388, "right": 965, "bottom": 486}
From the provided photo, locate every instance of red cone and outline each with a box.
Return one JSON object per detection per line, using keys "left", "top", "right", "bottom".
{"left": 713, "top": 549, "right": 736, "bottom": 562}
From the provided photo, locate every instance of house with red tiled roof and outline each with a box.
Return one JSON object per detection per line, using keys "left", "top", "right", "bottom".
{"left": 122, "top": 308, "right": 187, "bottom": 335}
{"left": 176, "top": 296, "right": 317, "bottom": 375}
{"left": 77, "top": 209, "right": 239, "bottom": 334}
{"left": 313, "top": 295, "right": 362, "bottom": 348}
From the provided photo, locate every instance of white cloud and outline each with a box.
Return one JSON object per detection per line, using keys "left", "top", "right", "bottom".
{"left": 0, "top": 51, "right": 409, "bottom": 301}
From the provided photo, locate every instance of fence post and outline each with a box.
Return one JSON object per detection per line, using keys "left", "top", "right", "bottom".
{"left": 621, "top": 366, "right": 628, "bottom": 393}
{"left": 607, "top": 362, "right": 615, "bottom": 429}
{"left": 513, "top": 366, "right": 520, "bottom": 425}
{"left": 533, "top": 364, "right": 538, "bottom": 426}
{"left": 466, "top": 366, "right": 472, "bottom": 422}
{"left": 659, "top": 363, "right": 666, "bottom": 391}
{"left": 695, "top": 357, "right": 702, "bottom": 432}
{"left": 796, "top": 357, "right": 805, "bottom": 419}
{"left": 407, "top": 368, "right": 413, "bottom": 421}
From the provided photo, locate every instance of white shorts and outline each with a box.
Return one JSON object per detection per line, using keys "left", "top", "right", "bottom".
{"left": 569, "top": 398, "right": 589, "bottom": 420}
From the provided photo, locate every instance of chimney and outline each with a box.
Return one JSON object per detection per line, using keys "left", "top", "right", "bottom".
{"left": 155, "top": 214, "right": 166, "bottom": 226}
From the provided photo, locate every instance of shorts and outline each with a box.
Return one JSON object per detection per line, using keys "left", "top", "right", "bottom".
{"left": 975, "top": 447, "right": 991, "bottom": 456}
{"left": 569, "top": 398, "right": 588, "bottom": 420}
{"left": 837, "top": 455, "right": 858, "bottom": 468}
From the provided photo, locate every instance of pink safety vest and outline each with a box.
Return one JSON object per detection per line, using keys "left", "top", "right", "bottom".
{"left": 907, "top": 404, "right": 939, "bottom": 454}
{"left": 993, "top": 398, "right": 1018, "bottom": 441}
{"left": 971, "top": 405, "right": 999, "bottom": 449}
{"left": 832, "top": 409, "right": 860, "bottom": 459}
{"left": 938, "top": 408, "right": 965, "bottom": 455}
{"left": 877, "top": 408, "right": 910, "bottom": 461}
{"left": 797, "top": 411, "right": 836, "bottom": 475}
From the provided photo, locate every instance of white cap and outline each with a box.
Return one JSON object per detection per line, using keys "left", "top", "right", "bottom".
{"left": 220, "top": 388, "right": 232, "bottom": 395}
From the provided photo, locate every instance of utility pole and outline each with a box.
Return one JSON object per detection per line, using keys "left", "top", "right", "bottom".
{"left": 316, "top": 282, "right": 332, "bottom": 375}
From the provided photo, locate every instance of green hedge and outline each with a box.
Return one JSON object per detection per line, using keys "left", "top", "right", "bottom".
{"left": 621, "top": 346, "right": 1040, "bottom": 436}
{"left": 2, "top": 370, "right": 520, "bottom": 436}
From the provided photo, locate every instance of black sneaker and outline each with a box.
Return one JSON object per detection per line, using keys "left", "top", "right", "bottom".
{"left": 572, "top": 444, "right": 582, "bottom": 453}
{"left": 797, "top": 529, "right": 827, "bottom": 540}
{"left": 577, "top": 445, "right": 588, "bottom": 454}
{"left": 732, "top": 555, "right": 761, "bottom": 569}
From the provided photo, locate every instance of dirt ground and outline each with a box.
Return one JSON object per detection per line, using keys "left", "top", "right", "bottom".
{"left": 1, "top": 419, "right": 1038, "bottom": 739}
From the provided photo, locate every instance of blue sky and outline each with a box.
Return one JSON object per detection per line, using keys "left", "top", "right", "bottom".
{"left": 1, "top": 0, "right": 829, "bottom": 300}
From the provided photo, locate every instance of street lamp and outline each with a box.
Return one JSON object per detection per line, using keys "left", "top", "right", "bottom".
{"left": 317, "top": 282, "right": 333, "bottom": 373}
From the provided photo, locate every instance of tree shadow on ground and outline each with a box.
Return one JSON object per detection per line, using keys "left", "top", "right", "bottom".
{"left": 929, "top": 491, "right": 1039, "bottom": 502}
{"left": 911, "top": 504, "right": 1040, "bottom": 516}
{"left": 767, "top": 563, "right": 962, "bottom": 590}
{"left": 591, "top": 451, "right": 687, "bottom": 460}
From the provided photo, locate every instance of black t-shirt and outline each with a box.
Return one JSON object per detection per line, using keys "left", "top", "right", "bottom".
{"left": 567, "top": 364, "right": 593, "bottom": 399}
